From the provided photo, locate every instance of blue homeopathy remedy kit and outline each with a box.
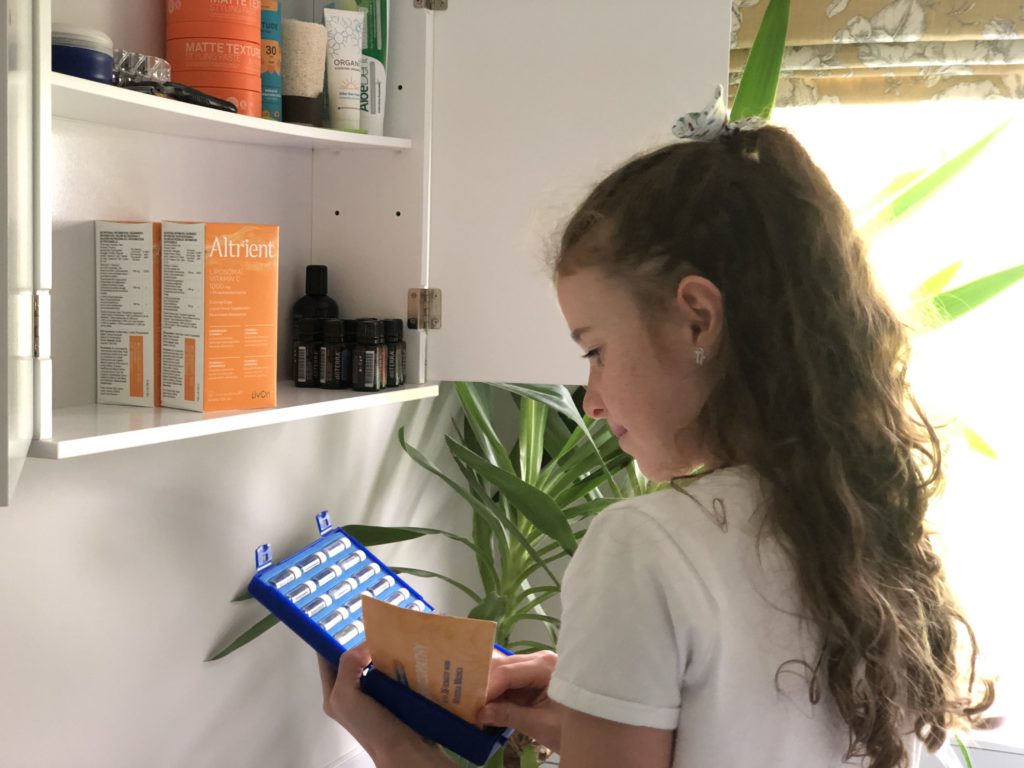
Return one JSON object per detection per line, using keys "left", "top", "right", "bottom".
{"left": 248, "top": 512, "right": 512, "bottom": 766}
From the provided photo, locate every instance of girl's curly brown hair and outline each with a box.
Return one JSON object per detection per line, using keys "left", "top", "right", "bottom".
{"left": 555, "top": 125, "right": 994, "bottom": 767}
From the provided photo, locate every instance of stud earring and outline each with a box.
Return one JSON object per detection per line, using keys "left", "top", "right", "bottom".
{"left": 694, "top": 346, "right": 706, "bottom": 366}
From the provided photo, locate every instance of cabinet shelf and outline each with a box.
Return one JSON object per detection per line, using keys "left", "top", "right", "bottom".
{"left": 28, "top": 383, "right": 439, "bottom": 459}
{"left": 50, "top": 72, "right": 413, "bottom": 151}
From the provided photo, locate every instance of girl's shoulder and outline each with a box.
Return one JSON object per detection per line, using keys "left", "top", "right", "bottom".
{"left": 596, "top": 465, "right": 765, "bottom": 537}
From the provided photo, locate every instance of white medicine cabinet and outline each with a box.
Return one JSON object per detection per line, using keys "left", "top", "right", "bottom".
{"left": 2, "top": 0, "right": 729, "bottom": 504}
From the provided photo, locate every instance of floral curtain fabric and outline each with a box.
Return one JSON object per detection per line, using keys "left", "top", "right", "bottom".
{"left": 731, "top": 0, "right": 1024, "bottom": 105}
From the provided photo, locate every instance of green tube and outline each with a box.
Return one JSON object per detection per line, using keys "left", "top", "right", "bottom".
{"left": 354, "top": 0, "right": 388, "bottom": 135}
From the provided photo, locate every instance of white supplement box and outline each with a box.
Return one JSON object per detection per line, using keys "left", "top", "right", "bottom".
{"left": 95, "top": 221, "right": 161, "bottom": 407}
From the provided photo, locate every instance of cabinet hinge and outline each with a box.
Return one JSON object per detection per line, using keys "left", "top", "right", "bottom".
{"left": 407, "top": 288, "right": 443, "bottom": 330}
{"left": 414, "top": 0, "right": 448, "bottom": 10}
{"left": 32, "top": 293, "right": 39, "bottom": 358}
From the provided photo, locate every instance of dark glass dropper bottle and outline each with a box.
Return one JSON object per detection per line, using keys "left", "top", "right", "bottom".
{"left": 290, "top": 265, "right": 339, "bottom": 380}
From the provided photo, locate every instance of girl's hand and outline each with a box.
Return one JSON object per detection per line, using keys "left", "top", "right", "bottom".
{"left": 476, "top": 650, "right": 565, "bottom": 752}
{"left": 317, "top": 647, "right": 451, "bottom": 768}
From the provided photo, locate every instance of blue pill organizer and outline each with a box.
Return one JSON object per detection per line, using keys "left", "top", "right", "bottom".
{"left": 248, "top": 511, "right": 512, "bottom": 766}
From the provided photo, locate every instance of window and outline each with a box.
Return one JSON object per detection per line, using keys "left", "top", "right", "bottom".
{"left": 776, "top": 100, "right": 1024, "bottom": 749}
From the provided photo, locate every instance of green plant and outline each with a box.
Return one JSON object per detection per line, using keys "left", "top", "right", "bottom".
{"left": 345, "top": 382, "right": 646, "bottom": 651}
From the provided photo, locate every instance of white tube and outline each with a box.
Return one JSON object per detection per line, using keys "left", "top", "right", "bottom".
{"left": 323, "top": 8, "right": 365, "bottom": 132}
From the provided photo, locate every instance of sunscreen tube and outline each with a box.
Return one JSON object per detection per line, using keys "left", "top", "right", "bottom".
{"left": 260, "top": 0, "right": 282, "bottom": 120}
{"left": 323, "top": 7, "right": 364, "bottom": 132}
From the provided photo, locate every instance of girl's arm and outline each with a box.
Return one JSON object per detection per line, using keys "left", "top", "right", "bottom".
{"left": 557, "top": 708, "right": 675, "bottom": 768}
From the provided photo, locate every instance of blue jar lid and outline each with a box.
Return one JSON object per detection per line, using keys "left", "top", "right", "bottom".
{"left": 52, "top": 23, "right": 113, "bottom": 56}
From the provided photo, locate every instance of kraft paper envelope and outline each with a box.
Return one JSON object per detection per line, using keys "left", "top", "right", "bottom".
{"left": 362, "top": 597, "right": 497, "bottom": 722}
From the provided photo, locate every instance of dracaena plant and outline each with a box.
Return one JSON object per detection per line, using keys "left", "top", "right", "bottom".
{"left": 344, "top": 382, "right": 650, "bottom": 652}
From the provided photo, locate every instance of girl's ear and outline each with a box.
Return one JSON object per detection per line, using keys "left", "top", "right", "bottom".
{"left": 674, "top": 276, "right": 724, "bottom": 350}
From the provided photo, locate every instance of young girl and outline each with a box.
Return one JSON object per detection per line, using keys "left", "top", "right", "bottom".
{"left": 319, "top": 102, "right": 994, "bottom": 768}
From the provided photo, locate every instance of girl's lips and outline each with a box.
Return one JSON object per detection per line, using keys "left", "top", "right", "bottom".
{"left": 611, "top": 426, "right": 627, "bottom": 439}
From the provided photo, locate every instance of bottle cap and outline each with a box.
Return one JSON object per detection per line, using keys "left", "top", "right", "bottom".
{"left": 305, "top": 265, "right": 328, "bottom": 296}
{"left": 343, "top": 319, "right": 359, "bottom": 342}
{"left": 356, "top": 319, "right": 377, "bottom": 345}
{"left": 384, "top": 319, "right": 404, "bottom": 341}
{"left": 323, "top": 318, "right": 343, "bottom": 342}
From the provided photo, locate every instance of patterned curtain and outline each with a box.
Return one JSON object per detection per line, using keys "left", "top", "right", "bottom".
{"left": 731, "top": 0, "right": 1024, "bottom": 105}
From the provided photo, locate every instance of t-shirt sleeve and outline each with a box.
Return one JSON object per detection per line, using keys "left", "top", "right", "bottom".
{"left": 547, "top": 503, "right": 718, "bottom": 730}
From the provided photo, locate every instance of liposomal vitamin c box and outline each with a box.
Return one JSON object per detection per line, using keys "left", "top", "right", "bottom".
{"left": 161, "top": 221, "right": 278, "bottom": 412}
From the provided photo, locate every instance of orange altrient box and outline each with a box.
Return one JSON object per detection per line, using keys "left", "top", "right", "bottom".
{"left": 161, "top": 221, "right": 278, "bottom": 412}
{"left": 95, "top": 221, "right": 161, "bottom": 407}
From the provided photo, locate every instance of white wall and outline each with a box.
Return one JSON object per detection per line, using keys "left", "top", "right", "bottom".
{"left": 0, "top": 385, "right": 478, "bottom": 768}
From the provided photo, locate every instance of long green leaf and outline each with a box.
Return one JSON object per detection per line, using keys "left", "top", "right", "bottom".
{"left": 483, "top": 747, "right": 505, "bottom": 768}
{"left": 455, "top": 382, "right": 516, "bottom": 475}
{"left": 554, "top": 454, "right": 633, "bottom": 507}
{"left": 546, "top": 437, "right": 627, "bottom": 501}
{"left": 957, "top": 422, "right": 998, "bottom": 460}
{"left": 231, "top": 585, "right": 253, "bottom": 602}
{"left": 497, "top": 383, "right": 622, "bottom": 493}
{"left": 543, "top": 402, "right": 575, "bottom": 460}
{"left": 494, "top": 383, "right": 582, "bottom": 427}
{"left": 435, "top": 448, "right": 563, "bottom": 587}
{"left": 506, "top": 612, "right": 561, "bottom": 628}
{"left": 206, "top": 613, "right": 278, "bottom": 661}
{"left": 860, "top": 123, "right": 1008, "bottom": 238}
{"left": 507, "top": 640, "right": 555, "bottom": 653}
{"left": 514, "top": 585, "right": 561, "bottom": 612}
{"left": 564, "top": 498, "right": 619, "bottom": 520}
{"left": 520, "top": 745, "right": 540, "bottom": 768}
{"left": 393, "top": 566, "right": 483, "bottom": 604}
{"left": 519, "top": 397, "right": 546, "bottom": 486}
{"left": 399, "top": 427, "right": 518, "bottom": 576}
{"left": 911, "top": 262, "right": 963, "bottom": 301}
{"left": 469, "top": 592, "right": 508, "bottom": 622}
{"left": 954, "top": 734, "right": 974, "bottom": 768}
{"left": 343, "top": 524, "right": 501, "bottom": 588}
{"left": 730, "top": 0, "right": 790, "bottom": 122}
{"left": 448, "top": 438, "right": 577, "bottom": 555}
{"left": 913, "top": 265, "right": 1024, "bottom": 331}
{"left": 341, "top": 525, "right": 430, "bottom": 545}
{"left": 540, "top": 421, "right": 618, "bottom": 491}
{"left": 852, "top": 168, "right": 927, "bottom": 222}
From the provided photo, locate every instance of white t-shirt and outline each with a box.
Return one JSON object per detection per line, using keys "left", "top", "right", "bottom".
{"left": 547, "top": 466, "right": 922, "bottom": 767}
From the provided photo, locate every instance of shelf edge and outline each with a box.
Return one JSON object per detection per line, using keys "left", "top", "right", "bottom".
{"left": 28, "top": 384, "right": 440, "bottom": 460}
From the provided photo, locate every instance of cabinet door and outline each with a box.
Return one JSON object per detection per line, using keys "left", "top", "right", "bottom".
{"left": 425, "top": 0, "right": 730, "bottom": 385}
{"left": 1, "top": 0, "right": 36, "bottom": 504}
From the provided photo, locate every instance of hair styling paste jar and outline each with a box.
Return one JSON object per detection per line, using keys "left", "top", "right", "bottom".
{"left": 52, "top": 24, "right": 114, "bottom": 84}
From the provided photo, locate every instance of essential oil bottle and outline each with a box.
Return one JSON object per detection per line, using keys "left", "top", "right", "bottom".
{"left": 340, "top": 319, "right": 358, "bottom": 388}
{"left": 319, "top": 318, "right": 345, "bottom": 389}
{"left": 293, "top": 317, "right": 322, "bottom": 387}
{"left": 353, "top": 318, "right": 381, "bottom": 392}
{"left": 374, "top": 320, "right": 388, "bottom": 390}
{"left": 290, "top": 264, "right": 339, "bottom": 378}
{"left": 385, "top": 318, "right": 406, "bottom": 387}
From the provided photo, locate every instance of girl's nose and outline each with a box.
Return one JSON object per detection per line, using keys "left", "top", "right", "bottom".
{"left": 582, "top": 386, "right": 606, "bottom": 420}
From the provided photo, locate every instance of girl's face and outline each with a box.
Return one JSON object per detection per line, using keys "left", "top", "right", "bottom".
{"left": 556, "top": 266, "right": 717, "bottom": 481}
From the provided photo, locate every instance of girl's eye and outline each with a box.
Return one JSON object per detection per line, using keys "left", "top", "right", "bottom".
{"left": 583, "top": 348, "right": 602, "bottom": 364}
